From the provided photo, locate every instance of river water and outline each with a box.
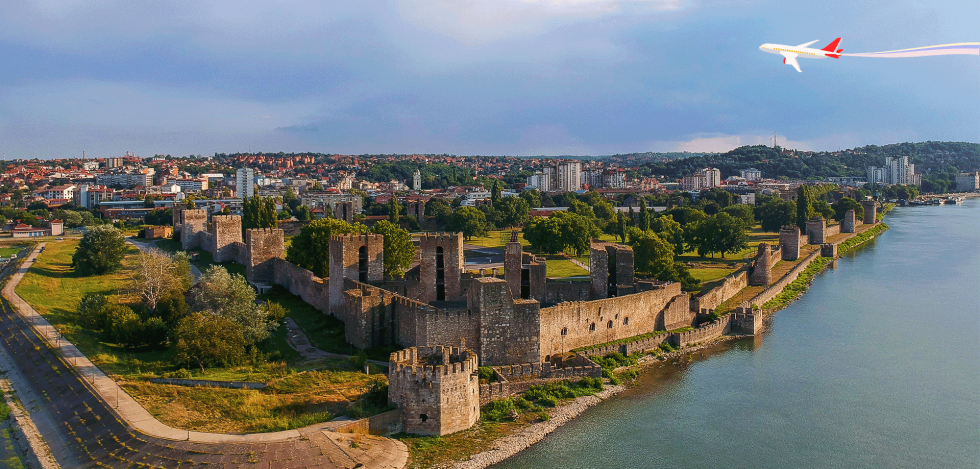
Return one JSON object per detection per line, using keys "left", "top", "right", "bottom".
{"left": 494, "top": 200, "right": 980, "bottom": 469}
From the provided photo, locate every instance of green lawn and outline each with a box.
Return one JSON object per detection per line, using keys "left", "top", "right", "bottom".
{"left": 688, "top": 268, "right": 736, "bottom": 285}
{"left": 545, "top": 259, "right": 589, "bottom": 278}
{"left": 0, "top": 247, "right": 23, "bottom": 258}
{"left": 466, "top": 230, "right": 530, "bottom": 249}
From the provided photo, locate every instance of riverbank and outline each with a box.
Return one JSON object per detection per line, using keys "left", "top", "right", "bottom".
{"left": 444, "top": 214, "right": 895, "bottom": 469}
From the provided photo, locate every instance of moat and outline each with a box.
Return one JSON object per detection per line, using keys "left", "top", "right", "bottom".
{"left": 494, "top": 199, "right": 980, "bottom": 469}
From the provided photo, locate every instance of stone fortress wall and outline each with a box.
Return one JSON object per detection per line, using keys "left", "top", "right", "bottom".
{"left": 177, "top": 210, "right": 812, "bottom": 436}
{"left": 388, "top": 346, "right": 480, "bottom": 436}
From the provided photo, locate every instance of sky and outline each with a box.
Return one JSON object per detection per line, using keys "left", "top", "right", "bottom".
{"left": 0, "top": 0, "right": 977, "bottom": 159}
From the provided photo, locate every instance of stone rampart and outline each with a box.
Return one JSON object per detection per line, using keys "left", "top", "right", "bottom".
{"left": 820, "top": 243, "right": 837, "bottom": 258}
{"left": 210, "top": 215, "right": 243, "bottom": 263}
{"left": 731, "top": 307, "right": 763, "bottom": 335}
{"left": 542, "top": 280, "right": 592, "bottom": 304}
{"left": 272, "top": 257, "right": 330, "bottom": 313}
{"left": 538, "top": 281, "right": 687, "bottom": 361}
{"left": 246, "top": 228, "right": 284, "bottom": 284}
{"left": 329, "top": 234, "right": 384, "bottom": 316}
{"left": 825, "top": 223, "right": 840, "bottom": 238}
{"left": 779, "top": 225, "right": 801, "bottom": 260}
{"left": 672, "top": 314, "right": 732, "bottom": 348}
{"left": 806, "top": 218, "right": 826, "bottom": 245}
{"left": 861, "top": 201, "right": 877, "bottom": 224}
{"left": 335, "top": 409, "right": 403, "bottom": 436}
{"left": 471, "top": 277, "right": 541, "bottom": 366}
{"left": 740, "top": 250, "right": 820, "bottom": 309}
{"left": 842, "top": 210, "right": 857, "bottom": 233}
{"left": 417, "top": 232, "right": 464, "bottom": 303}
{"left": 691, "top": 270, "right": 748, "bottom": 314}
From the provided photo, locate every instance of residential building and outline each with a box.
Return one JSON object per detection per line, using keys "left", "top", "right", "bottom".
{"left": 556, "top": 160, "right": 581, "bottom": 192}
{"left": 741, "top": 168, "right": 763, "bottom": 181}
{"left": 955, "top": 171, "right": 980, "bottom": 191}
{"left": 236, "top": 167, "right": 256, "bottom": 199}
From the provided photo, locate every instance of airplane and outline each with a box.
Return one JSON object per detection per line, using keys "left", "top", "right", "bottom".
{"left": 759, "top": 38, "right": 843, "bottom": 72}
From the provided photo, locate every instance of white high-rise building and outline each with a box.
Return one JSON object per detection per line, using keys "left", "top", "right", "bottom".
{"left": 236, "top": 167, "right": 255, "bottom": 199}
{"left": 698, "top": 167, "right": 722, "bottom": 188}
{"left": 741, "top": 168, "right": 762, "bottom": 181}
{"left": 556, "top": 160, "right": 581, "bottom": 192}
{"left": 868, "top": 156, "right": 919, "bottom": 186}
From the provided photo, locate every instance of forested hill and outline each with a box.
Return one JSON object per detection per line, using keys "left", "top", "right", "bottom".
{"left": 635, "top": 142, "right": 980, "bottom": 185}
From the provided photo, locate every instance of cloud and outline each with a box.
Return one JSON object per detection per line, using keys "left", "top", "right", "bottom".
{"left": 396, "top": 0, "right": 683, "bottom": 45}
{"left": 671, "top": 134, "right": 815, "bottom": 152}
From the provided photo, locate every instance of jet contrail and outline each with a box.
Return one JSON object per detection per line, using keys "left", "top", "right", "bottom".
{"left": 842, "top": 43, "right": 979, "bottom": 58}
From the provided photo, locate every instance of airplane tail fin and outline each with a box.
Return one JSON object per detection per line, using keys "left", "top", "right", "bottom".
{"left": 821, "top": 38, "right": 842, "bottom": 52}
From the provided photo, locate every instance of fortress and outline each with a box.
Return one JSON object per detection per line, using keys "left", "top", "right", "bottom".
{"left": 173, "top": 205, "right": 876, "bottom": 435}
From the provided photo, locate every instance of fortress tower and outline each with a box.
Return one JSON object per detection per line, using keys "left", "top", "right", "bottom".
{"left": 417, "top": 233, "right": 464, "bottom": 303}
{"left": 210, "top": 215, "right": 243, "bottom": 262}
{"left": 590, "top": 241, "right": 635, "bottom": 299}
{"left": 245, "top": 228, "right": 284, "bottom": 284}
{"left": 841, "top": 210, "right": 857, "bottom": 233}
{"left": 329, "top": 234, "right": 384, "bottom": 315}
{"left": 333, "top": 201, "right": 355, "bottom": 222}
{"left": 861, "top": 200, "right": 877, "bottom": 224}
{"left": 806, "top": 217, "right": 827, "bottom": 245}
{"left": 749, "top": 243, "right": 774, "bottom": 286}
{"left": 388, "top": 346, "right": 480, "bottom": 436}
{"left": 179, "top": 209, "right": 208, "bottom": 250}
{"left": 779, "top": 225, "right": 801, "bottom": 260}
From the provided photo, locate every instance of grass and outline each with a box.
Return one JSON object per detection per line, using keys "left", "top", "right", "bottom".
{"left": 123, "top": 365, "right": 386, "bottom": 433}
{"left": 688, "top": 267, "right": 736, "bottom": 285}
{"left": 466, "top": 230, "right": 529, "bottom": 249}
{"left": 544, "top": 259, "right": 589, "bottom": 278}
{"left": 0, "top": 247, "right": 22, "bottom": 258}
{"left": 397, "top": 422, "right": 520, "bottom": 469}
{"left": 761, "top": 256, "right": 833, "bottom": 311}
{"left": 838, "top": 223, "right": 888, "bottom": 256}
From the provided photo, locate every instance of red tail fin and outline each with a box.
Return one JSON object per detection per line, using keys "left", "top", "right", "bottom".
{"left": 821, "top": 38, "right": 842, "bottom": 52}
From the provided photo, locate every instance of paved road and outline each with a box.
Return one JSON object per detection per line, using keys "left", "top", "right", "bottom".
{"left": 1, "top": 243, "right": 408, "bottom": 468}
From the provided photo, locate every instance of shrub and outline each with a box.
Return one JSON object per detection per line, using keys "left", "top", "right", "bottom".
{"left": 72, "top": 225, "right": 126, "bottom": 275}
{"left": 482, "top": 399, "right": 516, "bottom": 422}
{"left": 75, "top": 293, "right": 111, "bottom": 331}
{"left": 659, "top": 343, "right": 674, "bottom": 353}
{"left": 478, "top": 366, "right": 496, "bottom": 383}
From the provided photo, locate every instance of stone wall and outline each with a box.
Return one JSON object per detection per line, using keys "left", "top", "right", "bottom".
{"left": 589, "top": 240, "right": 634, "bottom": 299}
{"left": 272, "top": 257, "right": 330, "bottom": 313}
{"left": 246, "top": 229, "right": 285, "bottom": 284}
{"left": 471, "top": 277, "right": 541, "bottom": 366}
{"left": 749, "top": 244, "right": 777, "bottom": 286}
{"left": 333, "top": 201, "right": 355, "bottom": 222}
{"left": 417, "top": 233, "right": 464, "bottom": 303}
{"left": 210, "top": 215, "right": 243, "bottom": 263}
{"left": 478, "top": 355, "right": 602, "bottom": 405}
{"left": 740, "top": 250, "right": 820, "bottom": 308}
{"left": 820, "top": 243, "right": 837, "bottom": 258}
{"left": 842, "top": 210, "right": 856, "bottom": 233}
{"left": 334, "top": 409, "right": 403, "bottom": 436}
{"left": 542, "top": 280, "right": 592, "bottom": 304}
{"left": 731, "top": 307, "right": 762, "bottom": 335}
{"left": 825, "top": 223, "right": 840, "bottom": 238}
{"left": 388, "top": 346, "right": 480, "bottom": 436}
{"left": 328, "top": 234, "right": 384, "bottom": 315}
{"left": 142, "top": 226, "right": 172, "bottom": 239}
{"left": 779, "top": 225, "right": 801, "bottom": 261}
{"left": 806, "top": 218, "right": 826, "bottom": 245}
{"left": 861, "top": 201, "right": 877, "bottom": 224}
{"left": 538, "top": 282, "right": 687, "bottom": 361}
{"left": 574, "top": 331, "right": 672, "bottom": 357}
{"left": 691, "top": 270, "right": 748, "bottom": 314}
{"left": 179, "top": 209, "right": 207, "bottom": 250}
{"left": 672, "top": 314, "right": 732, "bottom": 347}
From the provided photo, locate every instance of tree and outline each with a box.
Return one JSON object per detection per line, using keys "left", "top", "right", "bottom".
{"left": 491, "top": 180, "right": 501, "bottom": 205}
{"left": 72, "top": 225, "right": 127, "bottom": 275}
{"left": 617, "top": 212, "right": 627, "bottom": 243}
{"left": 242, "top": 196, "right": 278, "bottom": 234}
{"left": 519, "top": 189, "right": 542, "bottom": 209}
{"left": 755, "top": 198, "right": 796, "bottom": 232}
{"left": 387, "top": 197, "right": 401, "bottom": 223}
{"left": 812, "top": 200, "right": 835, "bottom": 220}
{"left": 144, "top": 208, "right": 173, "bottom": 226}
{"left": 721, "top": 204, "right": 755, "bottom": 226}
{"left": 447, "top": 207, "right": 489, "bottom": 240}
{"left": 372, "top": 220, "right": 413, "bottom": 279}
{"left": 75, "top": 293, "right": 111, "bottom": 331}
{"left": 491, "top": 196, "right": 530, "bottom": 228}
{"left": 283, "top": 187, "right": 300, "bottom": 212}
{"left": 686, "top": 213, "right": 748, "bottom": 258}
{"left": 831, "top": 197, "right": 864, "bottom": 221}
{"left": 629, "top": 231, "right": 675, "bottom": 277}
{"left": 638, "top": 199, "right": 650, "bottom": 231}
{"left": 523, "top": 211, "right": 600, "bottom": 256}
{"left": 796, "top": 185, "right": 817, "bottom": 230}
{"left": 426, "top": 199, "right": 454, "bottom": 227}
{"left": 174, "top": 312, "right": 247, "bottom": 371}
{"left": 650, "top": 215, "right": 686, "bottom": 256}
{"left": 192, "top": 266, "right": 276, "bottom": 344}
{"left": 129, "top": 249, "right": 194, "bottom": 314}
{"left": 662, "top": 207, "right": 707, "bottom": 226}
{"left": 286, "top": 218, "right": 368, "bottom": 277}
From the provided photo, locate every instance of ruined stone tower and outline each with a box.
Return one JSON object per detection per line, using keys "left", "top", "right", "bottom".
{"left": 245, "top": 228, "right": 284, "bottom": 284}
{"left": 388, "top": 346, "right": 480, "bottom": 436}
{"left": 504, "top": 231, "right": 523, "bottom": 298}
{"left": 779, "top": 225, "right": 801, "bottom": 261}
{"left": 210, "top": 215, "right": 243, "bottom": 262}
{"left": 590, "top": 240, "right": 635, "bottom": 299}
{"left": 806, "top": 217, "right": 826, "bottom": 245}
{"left": 417, "top": 233, "right": 464, "bottom": 303}
{"left": 333, "top": 201, "right": 355, "bottom": 223}
{"left": 179, "top": 209, "right": 208, "bottom": 250}
{"left": 861, "top": 200, "right": 877, "bottom": 224}
{"left": 841, "top": 209, "right": 856, "bottom": 233}
{"left": 328, "top": 234, "right": 384, "bottom": 315}
{"left": 749, "top": 243, "right": 774, "bottom": 286}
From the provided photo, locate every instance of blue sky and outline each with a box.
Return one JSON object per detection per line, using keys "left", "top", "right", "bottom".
{"left": 0, "top": 0, "right": 977, "bottom": 159}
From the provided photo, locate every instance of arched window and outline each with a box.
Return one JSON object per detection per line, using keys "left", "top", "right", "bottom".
{"left": 420, "top": 414, "right": 428, "bottom": 423}
{"left": 623, "top": 317, "right": 630, "bottom": 325}
{"left": 589, "top": 322, "right": 596, "bottom": 332}
{"left": 607, "top": 320, "right": 613, "bottom": 329}
{"left": 358, "top": 245, "right": 368, "bottom": 282}
{"left": 561, "top": 327, "right": 568, "bottom": 336}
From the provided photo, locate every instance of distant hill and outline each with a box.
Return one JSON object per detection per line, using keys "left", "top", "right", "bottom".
{"left": 634, "top": 142, "right": 980, "bottom": 190}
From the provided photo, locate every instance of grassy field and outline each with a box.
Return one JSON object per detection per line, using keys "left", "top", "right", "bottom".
{"left": 124, "top": 362, "right": 386, "bottom": 433}
{"left": 544, "top": 258, "right": 589, "bottom": 278}
{"left": 398, "top": 421, "right": 523, "bottom": 469}
{"left": 688, "top": 267, "right": 736, "bottom": 285}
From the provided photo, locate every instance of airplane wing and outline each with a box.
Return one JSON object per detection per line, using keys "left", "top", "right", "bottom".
{"left": 780, "top": 52, "right": 802, "bottom": 72}
{"left": 796, "top": 40, "right": 819, "bottom": 48}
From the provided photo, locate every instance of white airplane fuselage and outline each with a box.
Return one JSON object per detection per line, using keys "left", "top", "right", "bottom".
{"left": 760, "top": 39, "right": 842, "bottom": 72}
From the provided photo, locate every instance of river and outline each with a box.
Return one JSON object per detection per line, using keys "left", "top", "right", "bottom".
{"left": 494, "top": 200, "right": 980, "bottom": 469}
